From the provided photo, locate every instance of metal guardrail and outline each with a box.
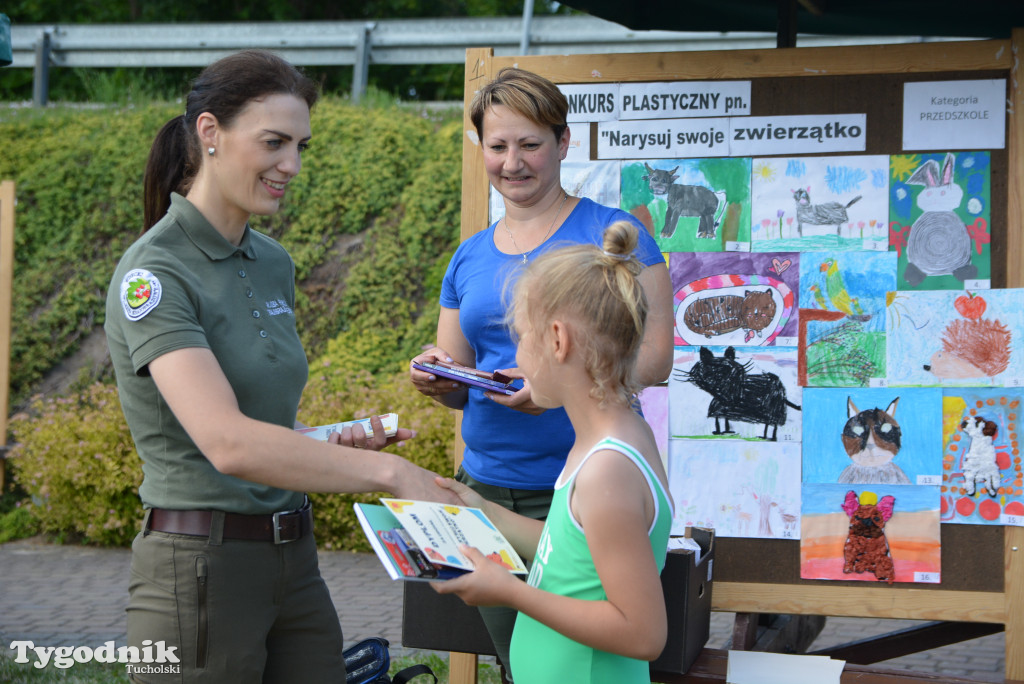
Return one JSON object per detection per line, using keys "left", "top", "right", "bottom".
{"left": 5, "top": 16, "right": 969, "bottom": 105}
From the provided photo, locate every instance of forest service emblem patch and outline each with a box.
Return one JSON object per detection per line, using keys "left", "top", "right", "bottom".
{"left": 120, "top": 268, "right": 162, "bottom": 321}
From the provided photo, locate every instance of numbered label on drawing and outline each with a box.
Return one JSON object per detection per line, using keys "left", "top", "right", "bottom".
{"left": 869, "top": 378, "right": 888, "bottom": 388}
{"left": 916, "top": 474, "right": 942, "bottom": 486}
{"left": 775, "top": 336, "right": 798, "bottom": 347}
{"left": 914, "top": 571, "right": 941, "bottom": 584}
{"left": 963, "top": 279, "right": 991, "bottom": 290}
{"left": 1001, "top": 514, "right": 1024, "bottom": 527}
{"left": 1006, "top": 377, "right": 1024, "bottom": 388}
{"left": 725, "top": 241, "right": 750, "bottom": 252}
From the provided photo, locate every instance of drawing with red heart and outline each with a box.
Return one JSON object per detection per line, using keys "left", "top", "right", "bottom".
{"left": 771, "top": 257, "right": 792, "bottom": 275}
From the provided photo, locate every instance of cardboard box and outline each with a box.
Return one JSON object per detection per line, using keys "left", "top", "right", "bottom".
{"left": 401, "top": 526, "right": 715, "bottom": 672}
{"left": 651, "top": 526, "right": 715, "bottom": 675}
{"left": 402, "top": 582, "right": 497, "bottom": 656}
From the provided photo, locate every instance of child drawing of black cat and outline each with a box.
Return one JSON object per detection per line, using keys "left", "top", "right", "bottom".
{"left": 644, "top": 163, "right": 725, "bottom": 239}
{"left": 680, "top": 346, "right": 800, "bottom": 441}
{"left": 838, "top": 397, "right": 910, "bottom": 485}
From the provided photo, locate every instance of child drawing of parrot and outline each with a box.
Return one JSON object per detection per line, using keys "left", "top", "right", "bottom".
{"left": 820, "top": 259, "right": 870, "bottom": 320}
{"left": 808, "top": 284, "right": 828, "bottom": 310}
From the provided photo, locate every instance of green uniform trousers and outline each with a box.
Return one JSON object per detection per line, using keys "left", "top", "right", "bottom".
{"left": 126, "top": 512, "right": 344, "bottom": 683}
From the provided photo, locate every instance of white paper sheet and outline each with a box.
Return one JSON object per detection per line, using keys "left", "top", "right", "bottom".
{"left": 726, "top": 650, "right": 844, "bottom": 684}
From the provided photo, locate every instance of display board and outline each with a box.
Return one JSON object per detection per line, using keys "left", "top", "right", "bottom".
{"left": 456, "top": 35, "right": 1024, "bottom": 681}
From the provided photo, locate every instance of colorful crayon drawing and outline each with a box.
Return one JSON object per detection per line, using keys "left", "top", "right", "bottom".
{"left": 801, "top": 388, "right": 942, "bottom": 486}
{"left": 670, "top": 345, "right": 801, "bottom": 442}
{"left": 798, "top": 251, "right": 896, "bottom": 387}
{"left": 620, "top": 158, "right": 751, "bottom": 253}
{"left": 668, "top": 440, "right": 800, "bottom": 539}
{"left": 670, "top": 252, "right": 799, "bottom": 347}
{"left": 889, "top": 151, "right": 991, "bottom": 290}
{"left": 751, "top": 155, "right": 889, "bottom": 252}
{"left": 801, "top": 482, "right": 941, "bottom": 584}
{"left": 941, "top": 389, "right": 1024, "bottom": 526}
{"left": 638, "top": 384, "right": 670, "bottom": 471}
{"left": 886, "top": 289, "right": 1024, "bottom": 387}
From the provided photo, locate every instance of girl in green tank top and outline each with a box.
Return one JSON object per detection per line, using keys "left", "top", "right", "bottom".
{"left": 435, "top": 220, "right": 675, "bottom": 683}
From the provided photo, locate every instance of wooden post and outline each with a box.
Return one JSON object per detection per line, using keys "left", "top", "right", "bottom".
{"left": 0, "top": 180, "right": 15, "bottom": 489}
{"left": 1003, "top": 27, "right": 1024, "bottom": 683}
{"left": 445, "top": 46, "right": 499, "bottom": 684}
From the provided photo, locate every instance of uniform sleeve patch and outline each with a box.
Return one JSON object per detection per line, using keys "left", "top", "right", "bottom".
{"left": 120, "top": 268, "right": 162, "bottom": 321}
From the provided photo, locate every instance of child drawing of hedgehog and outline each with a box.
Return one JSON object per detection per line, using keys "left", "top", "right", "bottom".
{"left": 923, "top": 318, "right": 1011, "bottom": 380}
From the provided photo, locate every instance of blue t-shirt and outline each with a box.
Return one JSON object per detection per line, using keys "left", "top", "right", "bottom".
{"left": 439, "top": 198, "right": 664, "bottom": 489}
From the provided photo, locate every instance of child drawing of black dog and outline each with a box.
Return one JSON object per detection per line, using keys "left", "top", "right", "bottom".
{"left": 680, "top": 346, "right": 800, "bottom": 441}
{"left": 643, "top": 163, "right": 726, "bottom": 240}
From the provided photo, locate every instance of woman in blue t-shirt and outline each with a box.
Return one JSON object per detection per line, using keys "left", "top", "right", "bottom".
{"left": 409, "top": 67, "right": 673, "bottom": 682}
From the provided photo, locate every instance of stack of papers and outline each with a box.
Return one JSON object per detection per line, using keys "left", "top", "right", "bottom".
{"left": 727, "top": 650, "right": 845, "bottom": 684}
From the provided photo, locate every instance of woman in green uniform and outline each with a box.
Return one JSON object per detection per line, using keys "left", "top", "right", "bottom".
{"left": 104, "top": 50, "right": 456, "bottom": 683}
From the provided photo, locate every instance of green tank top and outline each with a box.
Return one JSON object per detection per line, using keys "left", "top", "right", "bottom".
{"left": 509, "top": 437, "right": 673, "bottom": 684}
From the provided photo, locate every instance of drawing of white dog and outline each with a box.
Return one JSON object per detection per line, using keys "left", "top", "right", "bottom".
{"left": 960, "top": 416, "right": 1001, "bottom": 497}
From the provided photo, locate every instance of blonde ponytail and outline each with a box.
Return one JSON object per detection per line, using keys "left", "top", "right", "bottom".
{"left": 511, "top": 220, "right": 649, "bottom": 406}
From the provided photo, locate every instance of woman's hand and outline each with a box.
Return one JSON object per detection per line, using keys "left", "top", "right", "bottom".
{"left": 410, "top": 347, "right": 467, "bottom": 402}
{"left": 326, "top": 414, "right": 414, "bottom": 451}
{"left": 432, "top": 545, "right": 525, "bottom": 607}
{"left": 484, "top": 367, "right": 545, "bottom": 416}
{"left": 389, "top": 463, "right": 462, "bottom": 505}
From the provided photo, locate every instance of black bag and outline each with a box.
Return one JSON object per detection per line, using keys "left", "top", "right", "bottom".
{"left": 343, "top": 637, "right": 436, "bottom": 684}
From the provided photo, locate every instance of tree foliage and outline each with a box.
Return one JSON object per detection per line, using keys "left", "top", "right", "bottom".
{"left": 0, "top": 1, "right": 570, "bottom": 100}
{"left": 5, "top": 0, "right": 548, "bottom": 22}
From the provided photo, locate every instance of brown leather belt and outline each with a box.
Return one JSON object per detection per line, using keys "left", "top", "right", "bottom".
{"left": 147, "top": 498, "right": 312, "bottom": 544}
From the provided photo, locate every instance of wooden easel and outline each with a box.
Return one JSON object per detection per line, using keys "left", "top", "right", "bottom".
{"left": 0, "top": 180, "right": 15, "bottom": 489}
{"left": 450, "top": 32, "right": 1024, "bottom": 683}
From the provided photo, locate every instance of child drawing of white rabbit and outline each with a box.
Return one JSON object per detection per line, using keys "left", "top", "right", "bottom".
{"left": 903, "top": 152, "right": 977, "bottom": 286}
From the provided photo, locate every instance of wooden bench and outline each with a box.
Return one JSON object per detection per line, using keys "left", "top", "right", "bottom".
{"left": 653, "top": 649, "right": 1023, "bottom": 684}
{"left": 402, "top": 591, "right": 1013, "bottom": 684}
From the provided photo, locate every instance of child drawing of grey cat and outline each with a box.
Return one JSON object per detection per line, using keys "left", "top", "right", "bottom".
{"left": 793, "top": 187, "right": 861, "bottom": 238}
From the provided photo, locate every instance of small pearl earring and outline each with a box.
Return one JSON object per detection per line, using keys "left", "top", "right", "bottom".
{"left": 207, "top": 147, "right": 215, "bottom": 156}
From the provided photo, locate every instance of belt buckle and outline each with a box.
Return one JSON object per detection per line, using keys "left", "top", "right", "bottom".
{"left": 272, "top": 509, "right": 296, "bottom": 544}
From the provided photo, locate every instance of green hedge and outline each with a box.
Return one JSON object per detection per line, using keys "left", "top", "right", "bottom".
{"left": 2, "top": 99, "right": 465, "bottom": 548}
{"left": 0, "top": 100, "right": 463, "bottom": 405}
{"left": 9, "top": 369, "right": 456, "bottom": 550}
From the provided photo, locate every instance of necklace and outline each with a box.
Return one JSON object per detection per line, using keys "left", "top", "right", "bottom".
{"left": 502, "top": 192, "right": 568, "bottom": 263}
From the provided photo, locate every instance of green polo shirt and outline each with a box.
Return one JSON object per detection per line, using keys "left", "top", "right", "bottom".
{"left": 105, "top": 193, "right": 307, "bottom": 514}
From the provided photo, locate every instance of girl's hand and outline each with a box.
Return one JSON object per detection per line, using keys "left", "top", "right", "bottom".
{"left": 432, "top": 545, "right": 523, "bottom": 607}
{"left": 434, "top": 476, "right": 487, "bottom": 509}
{"left": 485, "top": 367, "right": 545, "bottom": 416}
